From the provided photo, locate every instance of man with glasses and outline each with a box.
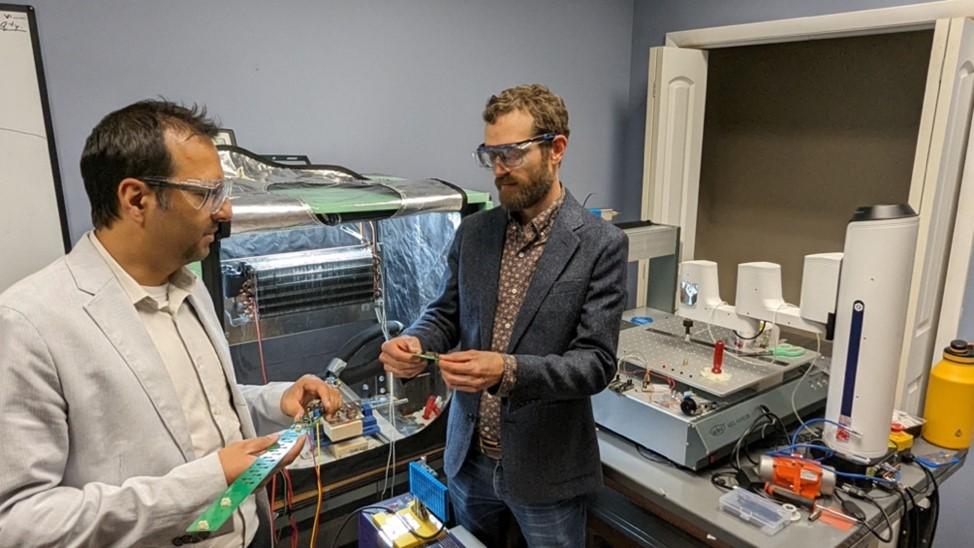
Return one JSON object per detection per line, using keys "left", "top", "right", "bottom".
{"left": 0, "top": 100, "right": 341, "bottom": 547}
{"left": 381, "top": 84, "right": 628, "bottom": 546}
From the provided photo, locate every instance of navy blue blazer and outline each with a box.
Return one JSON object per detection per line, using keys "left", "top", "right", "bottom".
{"left": 405, "top": 190, "right": 628, "bottom": 504}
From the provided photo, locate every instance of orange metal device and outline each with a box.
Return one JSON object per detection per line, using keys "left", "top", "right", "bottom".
{"left": 759, "top": 455, "right": 836, "bottom": 501}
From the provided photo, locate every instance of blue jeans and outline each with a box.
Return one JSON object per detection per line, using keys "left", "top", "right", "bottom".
{"left": 449, "top": 451, "right": 586, "bottom": 547}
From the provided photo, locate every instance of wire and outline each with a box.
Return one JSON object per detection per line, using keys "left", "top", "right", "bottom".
{"left": 636, "top": 444, "right": 673, "bottom": 466}
{"left": 903, "top": 484, "right": 922, "bottom": 548}
{"left": 836, "top": 487, "right": 894, "bottom": 544}
{"left": 910, "top": 461, "right": 940, "bottom": 547}
{"left": 790, "top": 332, "right": 822, "bottom": 431}
{"left": 282, "top": 469, "right": 298, "bottom": 548}
{"left": 710, "top": 470, "right": 738, "bottom": 491}
{"left": 368, "top": 220, "right": 398, "bottom": 501}
{"left": 895, "top": 486, "right": 915, "bottom": 548}
{"left": 309, "top": 430, "right": 324, "bottom": 548}
{"left": 270, "top": 474, "right": 278, "bottom": 545}
{"left": 329, "top": 505, "right": 395, "bottom": 548}
{"left": 768, "top": 442, "right": 835, "bottom": 461}
{"left": 617, "top": 353, "right": 676, "bottom": 389}
{"left": 392, "top": 511, "right": 446, "bottom": 541}
{"left": 831, "top": 469, "right": 896, "bottom": 487}
{"left": 733, "top": 321, "right": 766, "bottom": 340}
{"left": 730, "top": 407, "right": 788, "bottom": 472}
{"left": 249, "top": 272, "right": 269, "bottom": 385}
{"left": 790, "top": 417, "right": 849, "bottom": 448}
{"left": 706, "top": 301, "right": 726, "bottom": 344}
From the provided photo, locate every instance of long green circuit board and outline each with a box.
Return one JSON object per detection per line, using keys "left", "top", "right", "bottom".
{"left": 186, "top": 426, "right": 304, "bottom": 534}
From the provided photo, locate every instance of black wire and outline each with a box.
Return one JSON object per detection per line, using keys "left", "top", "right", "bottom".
{"left": 710, "top": 470, "right": 737, "bottom": 491}
{"left": 404, "top": 519, "right": 446, "bottom": 541}
{"left": 912, "top": 463, "right": 940, "bottom": 547}
{"left": 733, "top": 322, "right": 766, "bottom": 341}
{"left": 731, "top": 407, "right": 789, "bottom": 472}
{"left": 859, "top": 493, "right": 894, "bottom": 544}
{"left": 835, "top": 488, "right": 893, "bottom": 544}
{"left": 329, "top": 505, "right": 394, "bottom": 548}
{"left": 904, "top": 486, "right": 921, "bottom": 548}
{"left": 581, "top": 192, "right": 595, "bottom": 207}
{"left": 858, "top": 515, "right": 893, "bottom": 544}
{"left": 895, "top": 486, "right": 916, "bottom": 548}
{"left": 636, "top": 444, "right": 674, "bottom": 466}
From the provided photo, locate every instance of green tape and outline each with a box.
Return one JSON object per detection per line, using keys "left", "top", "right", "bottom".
{"left": 772, "top": 344, "right": 806, "bottom": 358}
{"left": 187, "top": 427, "right": 304, "bottom": 534}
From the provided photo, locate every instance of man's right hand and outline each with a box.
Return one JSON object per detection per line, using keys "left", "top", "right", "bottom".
{"left": 217, "top": 434, "right": 305, "bottom": 485}
{"left": 380, "top": 335, "right": 427, "bottom": 378}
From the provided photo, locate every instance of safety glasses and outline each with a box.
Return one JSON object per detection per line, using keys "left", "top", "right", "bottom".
{"left": 473, "top": 133, "right": 556, "bottom": 169}
{"left": 140, "top": 176, "right": 233, "bottom": 213}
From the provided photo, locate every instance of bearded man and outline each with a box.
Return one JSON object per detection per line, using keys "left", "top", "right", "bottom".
{"left": 379, "top": 84, "right": 628, "bottom": 547}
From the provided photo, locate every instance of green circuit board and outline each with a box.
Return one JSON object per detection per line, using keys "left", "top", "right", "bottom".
{"left": 186, "top": 426, "right": 304, "bottom": 534}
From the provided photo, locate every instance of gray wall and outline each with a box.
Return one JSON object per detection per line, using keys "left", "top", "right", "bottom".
{"left": 627, "top": 2, "right": 968, "bottom": 546}
{"left": 29, "top": 0, "right": 634, "bottom": 243}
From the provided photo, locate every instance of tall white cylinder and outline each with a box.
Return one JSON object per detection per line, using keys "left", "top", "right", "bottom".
{"left": 824, "top": 205, "right": 918, "bottom": 460}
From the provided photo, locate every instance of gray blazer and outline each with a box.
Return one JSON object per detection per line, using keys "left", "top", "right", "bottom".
{"left": 0, "top": 234, "right": 291, "bottom": 547}
{"left": 405, "top": 191, "right": 628, "bottom": 504}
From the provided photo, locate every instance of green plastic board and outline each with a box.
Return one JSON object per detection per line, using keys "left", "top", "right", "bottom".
{"left": 187, "top": 427, "right": 303, "bottom": 534}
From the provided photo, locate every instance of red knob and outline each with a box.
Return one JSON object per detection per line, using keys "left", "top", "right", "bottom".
{"left": 712, "top": 341, "right": 725, "bottom": 374}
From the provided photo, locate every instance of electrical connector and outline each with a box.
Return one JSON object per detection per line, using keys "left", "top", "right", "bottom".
{"left": 840, "top": 499, "right": 866, "bottom": 522}
{"left": 839, "top": 483, "right": 869, "bottom": 499}
{"left": 735, "top": 466, "right": 763, "bottom": 491}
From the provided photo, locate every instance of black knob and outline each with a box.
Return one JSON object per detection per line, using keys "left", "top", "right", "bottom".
{"left": 680, "top": 395, "right": 698, "bottom": 416}
{"left": 947, "top": 339, "right": 971, "bottom": 356}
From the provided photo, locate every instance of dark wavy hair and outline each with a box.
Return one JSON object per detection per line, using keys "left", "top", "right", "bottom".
{"left": 80, "top": 100, "right": 218, "bottom": 228}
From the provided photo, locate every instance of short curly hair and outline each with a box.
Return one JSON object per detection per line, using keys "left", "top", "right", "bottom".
{"left": 482, "top": 84, "right": 569, "bottom": 138}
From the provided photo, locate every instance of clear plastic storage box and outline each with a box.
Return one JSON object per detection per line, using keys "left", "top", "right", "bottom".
{"left": 718, "top": 488, "right": 792, "bottom": 536}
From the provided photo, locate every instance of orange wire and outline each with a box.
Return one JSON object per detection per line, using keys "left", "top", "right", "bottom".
{"left": 250, "top": 282, "right": 269, "bottom": 385}
{"left": 309, "top": 439, "right": 324, "bottom": 548}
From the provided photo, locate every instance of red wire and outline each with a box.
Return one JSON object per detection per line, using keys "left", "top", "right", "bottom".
{"left": 283, "top": 470, "right": 298, "bottom": 548}
{"left": 270, "top": 475, "right": 278, "bottom": 544}
{"left": 645, "top": 368, "right": 675, "bottom": 388}
{"left": 251, "top": 287, "right": 269, "bottom": 385}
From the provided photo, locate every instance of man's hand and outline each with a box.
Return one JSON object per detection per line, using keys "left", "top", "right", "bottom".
{"left": 217, "top": 434, "right": 306, "bottom": 485}
{"left": 438, "top": 350, "right": 504, "bottom": 393}
{"left": 380, "top": 335, "right": 428, "bottom": 378}
{"left": 280, "top": 374, "right": 341, "bottom": 420}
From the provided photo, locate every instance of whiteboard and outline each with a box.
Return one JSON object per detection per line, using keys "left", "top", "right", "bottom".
{"left": 0, "top": 4, "right": 68, "bottom": 293}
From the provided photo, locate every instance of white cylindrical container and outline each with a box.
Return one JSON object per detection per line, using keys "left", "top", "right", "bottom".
{"left": 823, "top": 205, "right": 918, "bottom": 461}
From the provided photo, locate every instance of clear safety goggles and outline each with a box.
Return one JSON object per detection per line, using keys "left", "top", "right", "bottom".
{"left": 473, "top": 133, "right": 556, "bottom": 169}
{"left": 140, "top": 176, "right": 233, "bottom": 213}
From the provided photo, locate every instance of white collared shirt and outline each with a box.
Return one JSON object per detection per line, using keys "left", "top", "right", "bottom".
{"left": 90, "top": 233, "right": 257, "bottom": 548}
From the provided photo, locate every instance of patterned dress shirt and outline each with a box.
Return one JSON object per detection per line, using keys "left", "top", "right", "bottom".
{"left": 476, "top": 187, "right": 566, "bottom": 458}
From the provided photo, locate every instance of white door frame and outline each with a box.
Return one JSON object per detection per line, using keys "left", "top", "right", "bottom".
{"left": 664, "top": 0, "right": 973, "bottom": 49}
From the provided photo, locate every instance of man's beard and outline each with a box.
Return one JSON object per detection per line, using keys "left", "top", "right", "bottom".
{"left": 495, "top": 161, "right": 555, "bottom": 212}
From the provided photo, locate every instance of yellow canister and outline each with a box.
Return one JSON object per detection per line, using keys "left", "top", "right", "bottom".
{"left": 922, "top": 339, "right": 974, "bottom": 449}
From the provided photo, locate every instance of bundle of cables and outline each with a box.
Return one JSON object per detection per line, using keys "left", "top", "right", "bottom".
{"left": 754, "top": 417, "right": 940, "bottom": 547}
{"left": 710, "top": 405, "right": 792, "bottom": 491}
{"left": 892, "top": 453, "right": 941, "bottom": 548}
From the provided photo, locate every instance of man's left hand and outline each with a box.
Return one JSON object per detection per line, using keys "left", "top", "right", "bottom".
{"left": 438, "top": 350, "right": 504, "bottom": 393}
{"left": 280, "top": 374, "right": 342, "bottom": 419}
